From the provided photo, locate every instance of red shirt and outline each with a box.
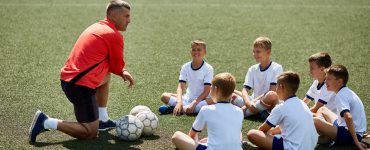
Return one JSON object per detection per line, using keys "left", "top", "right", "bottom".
{"left": 61, "top": 18, "right": 125, "bottom": 89}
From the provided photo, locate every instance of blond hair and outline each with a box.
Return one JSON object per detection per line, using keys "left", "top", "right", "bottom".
{"left": 106, "top": 0, "right": 131, "bottom": 16}
{"left": 191, "top": 39, "right": 206, "bottom": 49}
{"left": 253, "top": 37, "right": 272, "bottom": 50}
{"left": 212, "top": 72, "right": 236, "bottom": 98}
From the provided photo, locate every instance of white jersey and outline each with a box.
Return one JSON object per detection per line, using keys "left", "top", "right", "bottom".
{"left": 192, "top": 102, "right": 244, "bottom": 150}
{"left": 306, "top": 80, "right": 337, "bottom": 113}
{"left": 243, "top": 61, "right": 283, "bottom": 98}
{"left": 266, "top": 96, "right": 318, "bottom": 150}
{"left": 335, "top": 86, "right": 367, "bottom": 136}
{"left": 179, "top": 61, "right": 214, "bottom": 101}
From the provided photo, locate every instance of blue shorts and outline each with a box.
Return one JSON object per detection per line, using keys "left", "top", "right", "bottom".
{"left": 272, "top": 136, "right": 284, "bottom": 150}
{"left": 334, "top": 120, "right": 362, "bottom": 146}
{"left": 196, "top": 143, "right": 207, "bottom": 150}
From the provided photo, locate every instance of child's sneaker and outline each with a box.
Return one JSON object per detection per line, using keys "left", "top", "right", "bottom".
{"left": 99, "top": 119, "right": 116, "bottom": 131}
{"left": 29, "top": 110, "right": 48, "bottom": 143}
{"left": 159, "top": 105, "right": 174, "bottom": 114}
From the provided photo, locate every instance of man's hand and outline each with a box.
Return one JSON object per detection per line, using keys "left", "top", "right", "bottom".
{"left": 185, "top": 100, "right": 198, "bottom": 114}
{"left": 121, "top": 70, "right": 134, "bottom": 88}
{"left": 173, "top": 103, "right": 183, "bottom": 116}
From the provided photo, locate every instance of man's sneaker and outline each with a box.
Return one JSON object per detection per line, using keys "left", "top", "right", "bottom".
{"left": 99, "top": 119, "right": 116, "bottom": 131}
{"left": 158, "top": 105, "right": 174, "bottom": 114}
{"left": 29, "top": 110, "right": 48, "bottom": 143}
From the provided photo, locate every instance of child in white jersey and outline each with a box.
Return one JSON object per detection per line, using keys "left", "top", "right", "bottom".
{"left": 172, "top": 72, "right": 244, "bottom": 150}
{"left": 303, "top": 52, "right": 336, "bottom": 114}
{"left": 247, "top": 71, "right": 318, "bottom": 150}
{"left": 159, "top": 39, "right": 214, "bottom": 115}
{"left": 232, "top": 37, "right": 282, "bottom": 119}
{"left": 314, "top": 65, "right": 367, "bottom": 149}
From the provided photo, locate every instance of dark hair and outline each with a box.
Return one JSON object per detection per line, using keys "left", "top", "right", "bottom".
{"left": 277, "top": 71, "right": 300, "bottom": 94}
{"left": 308, "top": 52, "right": 332, "bottom": 68}
{"left": 326, "top": 64, "right": 349, "bottom": 85}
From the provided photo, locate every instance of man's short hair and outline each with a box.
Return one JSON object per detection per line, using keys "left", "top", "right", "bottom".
{"left": 308, "top": 52, "right": 332, "bottom": 68}
{"left": 326, "top": 64, "right": 349, "bottom": 85}
{"left": 211, "top": 72, "right": 236, "bottom": 98}
{"left": 191, "top": 39, "right": 206, "bottom": 49}
{"left": 253, "top": 37, "right": 272, "bottom": 50}
{"left": 106, "top": 0, "right": 131, "bottom": 16}
{"left": 277, "top": 71, "right": 300, "bottom": 94}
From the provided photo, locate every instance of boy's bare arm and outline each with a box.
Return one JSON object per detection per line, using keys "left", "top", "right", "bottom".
{"left": 173, "top": 83, "right": 186, "bottom": 116}
{"left": 188, "top": 128, "right": 199, "bottom": 142}
{"left": 303, "top": 97, "right": 311, "bottom": 104}
{"left": 343, "top": 112, "right": 367, "bottom": 150}
{"left": 258, "top": 122, "right": 272, "bottom": 133}
{"left": 310, "top": 102, "right": 324, "bottom": 113}
{"left": 267, "top": 126, "right": 281, "bottom": 135}
{"left": 186, "top": 85, "right": 211, "bottom": 114}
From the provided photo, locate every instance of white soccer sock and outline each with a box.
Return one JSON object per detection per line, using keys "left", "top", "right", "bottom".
{"left": 99, "top": 107, "right": 109, "bottom": 122}
{"left": 43, "top": 118, "right": 59, "bottom": 129}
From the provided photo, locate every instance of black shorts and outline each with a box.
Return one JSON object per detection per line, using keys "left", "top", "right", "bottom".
{"left": 61, "top": 80, "right": 98, "bottom": 123}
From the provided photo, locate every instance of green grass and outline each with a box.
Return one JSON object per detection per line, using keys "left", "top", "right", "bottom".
{"left": 0, "top": 0, "right": 370, "bottom": 149}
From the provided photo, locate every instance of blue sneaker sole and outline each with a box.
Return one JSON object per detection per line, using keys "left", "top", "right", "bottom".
{"left": 29, "top": 110, "right": 42, "bottom": 142}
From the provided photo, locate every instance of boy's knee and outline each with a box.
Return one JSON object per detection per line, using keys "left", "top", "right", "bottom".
{"left": 161, "top": 93, "right": 170, "bottom": 103}
{"left": 247, "top": 129, "right": 258, "bottom": 142}
{"left": 98, "top": 73, "right": 111, "bottom": 87}
{"left": 171, "top": 131, "right": 182, "bottom": 142}
{"left": 313, "top": 117, "right": 323, "bottom": 129}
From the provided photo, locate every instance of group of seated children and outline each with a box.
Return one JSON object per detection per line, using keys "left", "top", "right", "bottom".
{"left": 159, "top": 37, "right": 367, "bottom": 150}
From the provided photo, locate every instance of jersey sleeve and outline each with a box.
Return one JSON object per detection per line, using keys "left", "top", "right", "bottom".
{"left": 243, "top": 67, "right": 253, "bottom": 90}
{"left": 305, "top": 82, "right": 316, "bottom": 101}
{"left": 203, "top": 66, "right": 213, "bottom": 86}
{"left": 266, "top": 105, "right": 283, "bottom": 127}
{"left": 179, "top": 64, "right": 187, "bottom": 83}
{"left": 108, "top": 34, "right": 125, "bottom": 75}
{"left": 336, "top": 94, "right": 351, "bottom": 117}
{"left": 192, "top": 108, "right": 206, "bottom": 132}
{"left": 270, "top": 65, "right": 283, "bottom": 85}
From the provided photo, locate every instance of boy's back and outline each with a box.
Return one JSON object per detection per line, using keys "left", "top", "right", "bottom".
{"left": 244, "top": 61, "right": 283, "bottom": 98}
{"left": 306, "top": 80, "right": 336, "bottom": 113}
{"left": 267, "top": 96, "right": 318, "bottom": 149}
{"left": 192, "top": 102, "right": 243, "bottom": 150}
{"left": 336, "top": 86, "right": 367, "bottom": 135}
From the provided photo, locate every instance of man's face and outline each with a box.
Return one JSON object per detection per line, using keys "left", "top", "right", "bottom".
{"left": 113, "top": 7, "right": 131, "bottom": 31}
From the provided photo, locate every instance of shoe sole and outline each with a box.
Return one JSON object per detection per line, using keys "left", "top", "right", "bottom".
{"left": 29, "top": 110, "right": 41, "bottom": 142}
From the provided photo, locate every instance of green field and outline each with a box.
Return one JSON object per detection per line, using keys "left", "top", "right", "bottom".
{"left": 1, "top": 0, "right": 370, "bottom": 149}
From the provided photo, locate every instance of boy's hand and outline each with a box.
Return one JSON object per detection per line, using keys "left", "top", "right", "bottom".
{"left": 242, "top": 105, "right": 258, "bottom": 113}
{"left": 355, "top": 141, "right": 367, "bottom": 150}
{"left": 173, "top": 103, "right": 183, "bottom": 116}
{"left": 185, "top": 100, "right": 198, "bottom": 114}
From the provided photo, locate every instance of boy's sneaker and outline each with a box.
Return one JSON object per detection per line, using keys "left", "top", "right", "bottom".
{"left": 158, "top": 105, "right": 174, "bottom": 114}
{"left": 99, "top": 119, "right": 116, "bottom": 131}
{"left": 29, "top": 110, "right": 48, "bottom": 143}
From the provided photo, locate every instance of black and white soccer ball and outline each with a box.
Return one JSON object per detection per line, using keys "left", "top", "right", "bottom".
{"left": 129, "top": 105, "right": 152, "bottom": 116}
{"left": 116, "top": 115, "right": 144, "bottom": 141}
{"left": 136, "top": 111, "right": 159, "bottom": 136}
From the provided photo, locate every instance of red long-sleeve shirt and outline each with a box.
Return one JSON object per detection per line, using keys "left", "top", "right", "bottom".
{"left": 60, "top": 18, "right": 125, "bottom": 89}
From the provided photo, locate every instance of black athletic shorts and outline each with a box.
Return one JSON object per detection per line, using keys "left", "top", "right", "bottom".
{"left": 61, "top": 80, "right": 98, "bottom": 123}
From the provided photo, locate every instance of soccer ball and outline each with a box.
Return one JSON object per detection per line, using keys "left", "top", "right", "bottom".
{"left": 129, "top": 105, "right": 152, "bottom": 116}
{"left": 116, "top": 115, "right": 144, "bottom": 141}
{"left": 136, "top": 111, "right": 159, "bottom": 136}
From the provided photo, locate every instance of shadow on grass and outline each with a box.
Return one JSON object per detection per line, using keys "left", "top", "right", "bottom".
{"left": 32, "top": 131, "right": 160, "bottom": 149}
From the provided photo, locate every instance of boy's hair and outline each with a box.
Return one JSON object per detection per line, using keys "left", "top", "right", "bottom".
{"left": 212, "top": 72, "right": 236, "bottom": 98}
{"left": 191, "top": 39, "right": 206, "bottom": 49}
{"left": 106, "top": 0, "right": 131, "bottom": 16}
{"left": 308, "top": 52, "right": 332, "bottom": 68}
{"left": 277, "top": 71, "right": 300, "bottom": 94}
{"left": 253, "top": 37, "right": 272, "bottom": 50}
{"left": 326, "top": 64, "right": 349, "bottom": 85}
